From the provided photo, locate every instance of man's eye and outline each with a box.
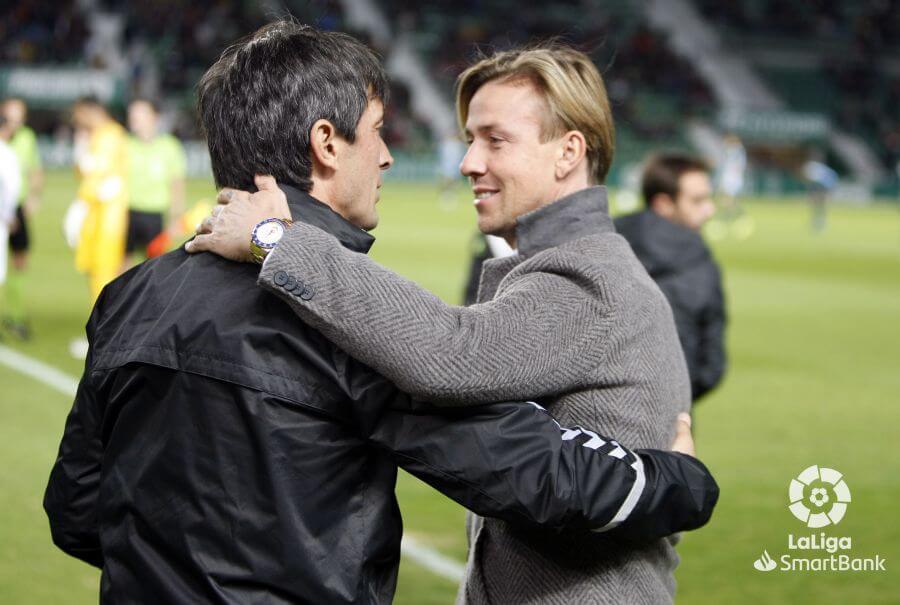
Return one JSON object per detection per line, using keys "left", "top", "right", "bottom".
{"left": 489, "top": 137, "right": 503, "bottom": 145}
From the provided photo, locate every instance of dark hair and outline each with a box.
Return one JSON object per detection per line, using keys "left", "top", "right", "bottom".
{"left": 641, "top": 152, "right": 709, "bottom": 206}
{"left": 197, "top": 20, "right": 389, "bottom": 191}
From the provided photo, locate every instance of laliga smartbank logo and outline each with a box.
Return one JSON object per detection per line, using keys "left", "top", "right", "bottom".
{"left": 788, "top": 465, "right": 850, "bottom": 527}
{"left": 752, "top": 465, "right": 886, "bottom": 573}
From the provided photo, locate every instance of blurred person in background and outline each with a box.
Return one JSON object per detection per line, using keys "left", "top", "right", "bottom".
{"left": 616, "top": 153, "right": 727, "bottom": 403}
{"left": 124, "top": 98, "right": 186, "bottom": 267}
{"left": 714, "top": 133, "right": 754, "bottom": 239}
{"left": 437, "top": 132, "right": 466, "bottom": 209}
{"left": 45, "top": 22, "right": 717, "bottom": 604}
{"left": 71, "top": 96, "right": 129, "bottom": 303}
{"left": 68, "top": 97, "right": 129, "bottom": 359}
{"left": 194, "top": 46, "right": 701, "bottom": 605}
{"left": 802, "top": 155, "right": 838, "bottom": 233}
{"left": 717, "top": 133, "right": 746, "bottom": 211}
{"left": 0, "top": 115, "right": 22, "bottom": 313}
{"left": 1, "top": 98, "right": 43, "bottom": 341}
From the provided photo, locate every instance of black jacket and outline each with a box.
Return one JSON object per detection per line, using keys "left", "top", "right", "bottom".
{"left": 615, "top": 210, "right": 727, "bottom": 401}
{"left": 45, "top": 187, "right": 718, "bottom": 604}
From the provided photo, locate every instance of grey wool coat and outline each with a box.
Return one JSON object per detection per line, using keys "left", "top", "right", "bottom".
{"left": 259, "top": 186, "right": 692, "bottom": 604}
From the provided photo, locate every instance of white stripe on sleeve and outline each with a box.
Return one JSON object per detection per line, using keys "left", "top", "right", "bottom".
{"left": 592, "top": 454, "right": 646, "bottom": 533}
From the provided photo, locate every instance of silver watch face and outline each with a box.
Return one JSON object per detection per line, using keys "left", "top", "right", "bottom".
{"left": 256, "top": 220, "right": 285, "bottom": 247}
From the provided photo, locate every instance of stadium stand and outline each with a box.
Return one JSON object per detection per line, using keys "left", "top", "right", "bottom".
{"left": 0, "top": 0, "right": 896, "bottom": 194}
{"left": 695, "top": 0, "right": 900, "bottom": 177}
{"left": 0, "top": 1, "right": 89, "bottom": 65}
{"left": 378, "top": 1, "right": 714, "bottom": 172}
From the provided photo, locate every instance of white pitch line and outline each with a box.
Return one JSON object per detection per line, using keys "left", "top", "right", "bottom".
{"left": 0, "top": 344, "right": 78, "bottom": 397}
{"left": 401, "top": 535, "right": 465, "bottom": 583}
{"left": 0, "top": 343, "right": 468, "bottom": 583}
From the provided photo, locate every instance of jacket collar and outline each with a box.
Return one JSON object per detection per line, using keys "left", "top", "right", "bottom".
{"left": 623, "top": 210, "right": 710, "bottom": 275}
{"left": 515, "top": 186, "right": 614, "bottom": 257}
{"left": 281, "top": 184, "right": 375, "bottom": 254}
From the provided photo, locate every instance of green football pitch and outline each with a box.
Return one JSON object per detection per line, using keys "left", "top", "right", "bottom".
{"left": 1, "top": 171, "right": 898, "bottom": 603}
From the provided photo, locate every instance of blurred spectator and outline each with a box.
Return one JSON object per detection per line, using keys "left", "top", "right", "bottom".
{"left": 0, "top": 115, "right": 22, "bottom": 298}
{"left": 1, "top": 98, "right": 44, "bottom": 341}
{"left": 70, "top": 97, "right": 129, "bottom": 306}
{"left": 124, "top": 98, "right": 186, "bottom": 267}
{"left": 616, "top": 153, "right": 727, "bottom": 403}
{"left": 802, "top": 157, "right": 839, "bottom": 233}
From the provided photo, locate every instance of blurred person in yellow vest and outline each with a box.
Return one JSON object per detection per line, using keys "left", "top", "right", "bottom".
{"left": 71, "top": 96, "right": 129, "bottom": 304}
{"left": 1, "top": 98, "right": 42, "bottom": 340}
{"left": 124, "top": 98, "right": 186, "bottom": 267}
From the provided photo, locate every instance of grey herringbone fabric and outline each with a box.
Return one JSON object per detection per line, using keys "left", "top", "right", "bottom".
{"left": 259, "top": 186, "right": 691, "bottom": 604}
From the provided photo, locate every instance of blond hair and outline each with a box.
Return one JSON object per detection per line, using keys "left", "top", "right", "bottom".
{"left": 456, "top": 46, "right": 615, "bottom": 184}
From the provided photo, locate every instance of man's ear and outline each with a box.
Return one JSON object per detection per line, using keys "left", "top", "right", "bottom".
{"left": 650, "top": 193, "right": 677, "bottom": 219}
{"left": 555, "top": 130, "right": 587, "bottom": 180}
{"left": 309, "top": 119, "right": 339, "bottom": 172}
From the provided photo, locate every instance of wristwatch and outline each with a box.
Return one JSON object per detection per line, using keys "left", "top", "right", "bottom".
{"left": 250, "top": 217, "right": 293, "bottom": 264}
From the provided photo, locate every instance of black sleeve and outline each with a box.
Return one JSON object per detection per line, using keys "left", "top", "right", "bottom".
{"left": 366, "top": 400, "right": 718, "bottom": 541}
{"left": 693, "top": 265, "right": 727, "bottom": 401}
{"left": 43, "top": 303, "right": 106, "bottom": 569}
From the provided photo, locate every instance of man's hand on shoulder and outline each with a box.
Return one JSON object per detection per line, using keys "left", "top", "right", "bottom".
{"left": 185, "top": 174, "right": 291, "bottom": 263}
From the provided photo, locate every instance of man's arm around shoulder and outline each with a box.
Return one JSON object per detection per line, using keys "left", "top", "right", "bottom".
{"left": 367, "top": 398, "right": 719, "bottom": 541}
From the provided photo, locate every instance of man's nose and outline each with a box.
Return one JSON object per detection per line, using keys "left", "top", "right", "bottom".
{"left": 380, "top": 140, "right": 394, "bottom": 171}
{"left": 460, "top": 143, "right": 485, "bottom": 178}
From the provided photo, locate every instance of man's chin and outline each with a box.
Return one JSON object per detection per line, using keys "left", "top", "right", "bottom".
{"left": 477, "top": 222, "right": 508, "bottom": 239}
{"left": 361, "top": 214, "right": 379, "bottom": 231}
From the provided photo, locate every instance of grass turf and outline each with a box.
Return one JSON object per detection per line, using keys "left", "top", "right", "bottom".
{"left": 1, "top": 171, "right": 898, "bottom": 603}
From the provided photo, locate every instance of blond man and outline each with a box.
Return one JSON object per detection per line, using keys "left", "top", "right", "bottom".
{"left": 193, "top": 46, "right": 702, "bottom": 604}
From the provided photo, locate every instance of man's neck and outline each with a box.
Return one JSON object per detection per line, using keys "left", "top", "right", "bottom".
{"left": 309, "top": 180, "right": 344, "bottom": 220}
{"left": 503, "top": 180, "right": 593, "bottom": 248}
{"left": 551, "top": 178, "right": 593, "bottom": 205}
{"left": 281, "top": 184, "right": 374, "bottom": 254}
{"left": 649, "top": 207, "right": 698, "bottom": 233}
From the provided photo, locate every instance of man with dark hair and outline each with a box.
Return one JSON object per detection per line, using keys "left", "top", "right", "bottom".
{"left": 45, "top": 22, "right": 717, "bottom": 604}
{"left": 616, "top": 152, "right": 727, "bottom": 402}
